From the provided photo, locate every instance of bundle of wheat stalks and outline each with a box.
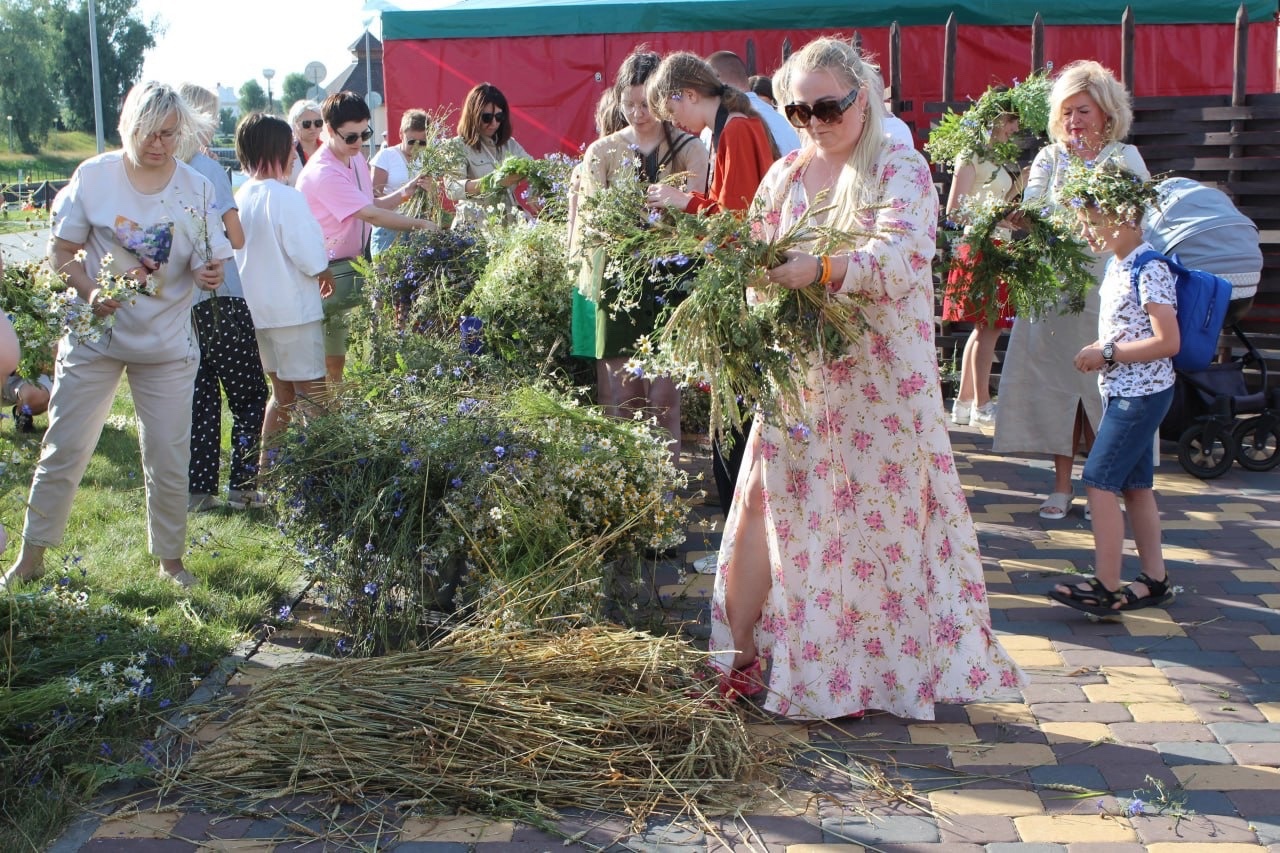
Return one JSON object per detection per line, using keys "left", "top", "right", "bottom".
{"left": 173, "top": 624, "right": 783, "bottom": 819}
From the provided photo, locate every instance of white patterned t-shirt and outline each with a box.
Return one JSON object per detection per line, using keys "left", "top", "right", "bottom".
{"left": 1097, "top": 242, "right": 1177, "bottom": 397}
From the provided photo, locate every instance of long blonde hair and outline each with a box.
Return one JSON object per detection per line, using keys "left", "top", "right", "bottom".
{"left": 780, "top": 38, "right": 887, "bottom": 229}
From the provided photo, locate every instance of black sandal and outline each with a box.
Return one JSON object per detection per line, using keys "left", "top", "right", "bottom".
{"left": 1047, "top": 577, "right": 1122, "bottom": 616}
{"left": 1115, "top": 572, "right": 1174, "bottom": 611}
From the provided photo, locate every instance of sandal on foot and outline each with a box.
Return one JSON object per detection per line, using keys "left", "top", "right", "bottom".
{"left": 1047, "top": 577, "right": 1122, "bottom": 616}
{"left": 1115, "top": 572, "right": 1174, "bottom": 611}
{"left": 720, "top": 658, "right": 765, "bottom": 701}
{"left": 159, "top": 567, "right": 200, "bottom": 589}
{"left": 1038, "top": 492, "right": 1072, "bottom": 520}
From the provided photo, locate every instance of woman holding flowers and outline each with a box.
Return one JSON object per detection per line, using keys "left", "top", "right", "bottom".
{"left": 370, "top": 108, "right": 430, "bottom": 257}
{"left": 710, "top": 38, "right": 1021, "bottom": 720}
{"left": 4, "top": 81, "right": 231, "bottom": 590}
{"left": 936, "top": 87, "right": 1025, "bottom": 428}
{"left": 445, "top": 83, "right": 533, "bottom": 225}
{"left": 573, "top": 49, "right": 709, "bottom": 453}
{"left": 994, "top": 61, "right": 1148, "bottom": 521}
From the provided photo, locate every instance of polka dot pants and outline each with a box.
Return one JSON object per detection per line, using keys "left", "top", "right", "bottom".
{"left": 189, "top": 298, "right": 269, "bottom": 495}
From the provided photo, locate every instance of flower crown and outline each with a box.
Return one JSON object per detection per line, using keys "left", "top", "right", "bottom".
{"left": 925, "top": 69, "right": 1053, "bottom": 169}
{"left": 1057, "top": 159, "right": 1160, "bottom": 224}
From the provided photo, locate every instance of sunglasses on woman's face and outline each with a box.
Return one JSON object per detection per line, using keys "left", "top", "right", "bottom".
{"left": 480, "top": 111, "right": 505, "bottom": 124}
{"left": 404, "top": 138, "right": 427, "bottom": 146}
{"left": 298, "top": 119, "right": 322, "bottom": 129}
{"left": 341, "top": 127, "right": 375, "bottom": 145}
{"left": 784, "top": 88, "right": 860, "bottom": 128}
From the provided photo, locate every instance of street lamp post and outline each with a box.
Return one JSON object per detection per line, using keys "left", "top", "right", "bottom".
{"left": 5, "top": 115, "right": 12, "bottom": 153}
{"left": 263, "top": 68, "right": 276, "bottom": 114}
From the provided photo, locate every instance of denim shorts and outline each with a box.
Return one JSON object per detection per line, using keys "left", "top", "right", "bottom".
{"left": 1082, "top": 386, "right": 1174, "bottom": 493}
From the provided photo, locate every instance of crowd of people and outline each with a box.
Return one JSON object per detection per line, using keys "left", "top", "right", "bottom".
{"left": 0, "top": 35, "right": 1184, "bottom": 721}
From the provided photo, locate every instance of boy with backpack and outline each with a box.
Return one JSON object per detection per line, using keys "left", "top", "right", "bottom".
{"left": 1047, "top": 163, "right": 1179, "bottom": 615}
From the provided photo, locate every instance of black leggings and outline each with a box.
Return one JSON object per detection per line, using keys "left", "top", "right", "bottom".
{"left": 189, "top": 298, "right": 269, "bottom": 494}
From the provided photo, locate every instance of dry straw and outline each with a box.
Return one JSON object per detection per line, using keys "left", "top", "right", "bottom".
{"left": 167, "top": 625, "right": 786, "bottom": 822}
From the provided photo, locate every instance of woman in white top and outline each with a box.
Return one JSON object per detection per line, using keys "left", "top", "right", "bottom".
{"left": 4, "top": 81, "right": 231, "bottom": 590}
{"left": 994, "top": 61, "right": 1149, "bottom": 521}
{"left": 369, "top": 108, "right": 429, "bottom": 256}
{"left": 444, "top": 83, "right": 532, "bottom": 224}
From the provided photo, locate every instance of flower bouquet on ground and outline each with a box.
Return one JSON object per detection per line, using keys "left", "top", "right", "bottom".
{"left": 579, "top": 178, "right": 884, "bottom": 441}
{"left": 944, "top": 193, "right": 1095, "bottom": 321}
{"left": 401, "top": 108, "right": 467, "bottom": 225}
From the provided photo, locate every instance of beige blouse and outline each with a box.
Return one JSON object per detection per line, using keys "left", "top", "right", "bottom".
{"left": 444, "top": 135, "right": 532, "bottom": 224}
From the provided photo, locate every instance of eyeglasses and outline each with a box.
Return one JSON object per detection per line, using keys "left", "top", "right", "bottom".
{"left": 784, "top": 88, "right": 860, "bottom": 128}
{"left": 404, "top": 138, "right": 428, "bottom": 146}
{"left": 480, "top": 111, "right": 505, "bottom": 124}
{"left": 298, "top": 119, "right": 322, "bottom": 130}
{"left": 142, "top": 128, "right": 179, "bottom": 144}
{"left": 340, "top": 127, "right": 375, "bottom": 145}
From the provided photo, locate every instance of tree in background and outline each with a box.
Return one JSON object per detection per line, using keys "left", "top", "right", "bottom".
{"left": 281, "top": 72, "right": 310, "bottom": 113}
{"left": 238, "top": 80, "right": 267, "bottom": 115}
{"left": 0, "top": 0, "right": 61, "bottom": 152}
{"left": 52, "top": 0, "right": 158, "bottom": 140}
{"left": 219, "top": 108, "right": 238, "bottom": 137}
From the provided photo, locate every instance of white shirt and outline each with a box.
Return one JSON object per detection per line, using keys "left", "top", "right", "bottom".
{"left": 50, "top": 151, "right": 232, "bottom": 363}
{"left": 233, "top": 177, "right": 328, "bottom": 329}
{"left": 746, "top": 91, "right": 800, "bottom": 155}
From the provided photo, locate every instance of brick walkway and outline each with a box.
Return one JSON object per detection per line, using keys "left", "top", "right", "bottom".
{"left": 53, "top": 423, "right": 1280, "bottom": 853}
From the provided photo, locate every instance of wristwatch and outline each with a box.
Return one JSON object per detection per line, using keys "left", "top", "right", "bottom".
{"left": 1102, "top": 342, "right": 1116, "bottom": 365}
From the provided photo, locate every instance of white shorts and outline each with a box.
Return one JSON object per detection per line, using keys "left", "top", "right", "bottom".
{"left": 255, "top": 322, "right": 325, "bottom": 382}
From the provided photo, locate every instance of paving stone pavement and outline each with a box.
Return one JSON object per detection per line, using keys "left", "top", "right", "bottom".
{"left": 51, "top": 423, "right": 1280, "bottom": 853}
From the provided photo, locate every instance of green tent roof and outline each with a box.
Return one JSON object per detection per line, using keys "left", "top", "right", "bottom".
{"left": 383, "top": 0, "right": 1276, "bottom": 40}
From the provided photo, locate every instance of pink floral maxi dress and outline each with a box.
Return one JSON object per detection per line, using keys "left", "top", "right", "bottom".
{"left": 709, "top": 142, "right": 1025, "bottom": 720}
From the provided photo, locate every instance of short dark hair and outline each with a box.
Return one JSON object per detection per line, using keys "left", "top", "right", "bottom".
{"left": 458, "top": 83, "right": 512, "bottom": 149}
{"left": 235, "top": 112, "right": 294, "bottom": 175}
{"left": 749, "top": 75, "right": 775, "bottom": 103}
{"left": 707, "top": 50, "right": 750, "bottom": 89}
{"left": 322, "top": 91, "right": 371, "bottom": 131}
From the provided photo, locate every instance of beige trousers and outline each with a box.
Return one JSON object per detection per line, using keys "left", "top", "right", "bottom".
{"left": 22, "top": 345, "right": 198, "bottom": 559}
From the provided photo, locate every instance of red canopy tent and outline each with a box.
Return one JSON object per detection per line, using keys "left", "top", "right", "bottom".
{"left": 380, "top": 0, "right": 1278, "bottom": 157}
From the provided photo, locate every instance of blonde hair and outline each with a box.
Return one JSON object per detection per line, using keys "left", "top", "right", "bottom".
{"left": 288, "top": 99, "right": 322, "bottom": 127}
{"left": 118, "top": 81, "right": 210, "bottom": 167}
{"left": 1048, "top": 60, "right": 1132, "bottom": 144}
{"left": 779, "top": 38, "right": 887, "bottom": 223}
{"left": 400, "top": 108, "right": 429, "bottom": 134}
{"left": 178, "top": 83, "right": 219, "bottom": 157}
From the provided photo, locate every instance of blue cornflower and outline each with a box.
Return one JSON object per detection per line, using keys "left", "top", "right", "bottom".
{"left": 493, "top": 446, "right": 506, "bottom": 458}
{"left": 363, "top": 582, "right": 379, "bottom": 596}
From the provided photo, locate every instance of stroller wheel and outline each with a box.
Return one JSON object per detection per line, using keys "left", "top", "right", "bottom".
{"left": 1177, "top": 423, "right": 1237, "bottom": 479}
{"left": 1233, "top": 416, "right": 1280, "bottom": 472}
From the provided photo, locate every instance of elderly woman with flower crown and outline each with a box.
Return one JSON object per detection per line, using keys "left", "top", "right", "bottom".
{"left": 994, "top": 60, "right": 1149, "bottom": 522}
{"left": 3, "top": 81, "right": 232, "bottom": 590}
{"left": 709, "top": 37, "right": 1022, "bottom": 720}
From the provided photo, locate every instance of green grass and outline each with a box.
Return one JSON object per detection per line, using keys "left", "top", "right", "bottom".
{"left": 0, "top": 381, "right": 298, "bottom": 851}
{"left": 0, "top": 131, "right": 103, "bottom": 185}
{"left": 0, "top": 208, "right": 46, "bottom": 236}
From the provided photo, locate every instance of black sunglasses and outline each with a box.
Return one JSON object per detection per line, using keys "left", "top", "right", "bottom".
{"left": 298, "top": 119, "right": 322, "bottom": 129}
{"left": 480, "top": 111, "right": 505, "bottom": 124}
{"left": 341, "top": 127, "right": 375, "bottom": 145}
{"left": 784, "top": 88, "right": 860, "bottom": 128}
{"left": 404, "top": 138, "right": 427, "bottom": 146}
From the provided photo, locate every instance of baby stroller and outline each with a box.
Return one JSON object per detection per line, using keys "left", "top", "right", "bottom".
{"left": 1143, "top": 178, "right": 1277, "bottom": 479}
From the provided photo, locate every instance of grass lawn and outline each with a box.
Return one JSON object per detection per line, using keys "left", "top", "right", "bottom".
{"left": 0, "top": 131, "right": 102, "bottom": 186}
{"left": 0, "top": 381, "right": 299, "bottom": 851}
{"left": 0, "top": 208, "right": 46, "bottom": 237}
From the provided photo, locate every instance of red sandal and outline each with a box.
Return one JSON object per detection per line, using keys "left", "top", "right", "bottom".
{"left": 719, "top": 659, "right": 765, "bottom": 701}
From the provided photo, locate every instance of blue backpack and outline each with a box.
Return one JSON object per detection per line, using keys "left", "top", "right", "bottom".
{"left": 1129, "top": 250, "right": 1231, "bottom": 373}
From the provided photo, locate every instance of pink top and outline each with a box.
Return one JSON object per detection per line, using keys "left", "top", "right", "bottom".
{"left": 295, "top": 144, "right": 373, "bottom": 261}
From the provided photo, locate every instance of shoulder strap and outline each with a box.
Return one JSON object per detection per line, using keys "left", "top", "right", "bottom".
{"left": 1129, "top": 249, "right": 1181, "bottom": 296}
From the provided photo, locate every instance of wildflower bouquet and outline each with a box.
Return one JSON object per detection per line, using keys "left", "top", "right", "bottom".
{"left": 478, "top": 153, "right": 579, "bottom": 221}
{"left": 925, "top": 70, "right": 1053, "bottom": 170}
{"left": 1056, "top": 157, "right": 1161, "bottom": 225}
{"left": 0, "top": 261, "right": 65, "bottom": 380}
{"left": 364, "top": 226, "right": 486, "bottom": 332}
{"left": 579, "top": 180, "right": 881, "bottom": 439}
{"left": 945, "top": 193, "right": 1095, "bottom": 321}
{"left": 402, "top": 108, "right": 468, "bottom": 224}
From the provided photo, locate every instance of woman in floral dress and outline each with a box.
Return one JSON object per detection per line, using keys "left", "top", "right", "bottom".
{"left": 709, "top": 37, "right": 1023, "bottom": 721}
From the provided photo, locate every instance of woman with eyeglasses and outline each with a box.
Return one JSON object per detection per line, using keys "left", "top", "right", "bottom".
{"left": 445, "top": 83, "right": 532, "bottom": 224}
{"left": 4, "top": 81, "right": 232, "bottom": 591}
{"left": 570, "top": 48, "right": 710, "bottom": 457}
{"left": 295, "top": 91, "right": 439, "bottom": 385}
{"left": 287, "top": 99, "right": 323, "bottom": 185}
{"left": 705, "top": 38, "right": 1021, "bottom": 720}
{"left": 369, "top": 108, "right": 431, "bottom": 257}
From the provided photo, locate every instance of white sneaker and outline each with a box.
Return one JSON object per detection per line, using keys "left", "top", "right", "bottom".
{"left": 951, "top": 401, "right": 972, "bottom": 425}
{"left": 972, "top": 402, "right": 997, "bottom": 427}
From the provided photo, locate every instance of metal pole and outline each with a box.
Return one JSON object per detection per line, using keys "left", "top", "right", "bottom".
{"left": 88, "top": 0, "right": 105, "bottom": 153}
{"left": 364, "top": 28, "right": 373, "bottom": 154}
